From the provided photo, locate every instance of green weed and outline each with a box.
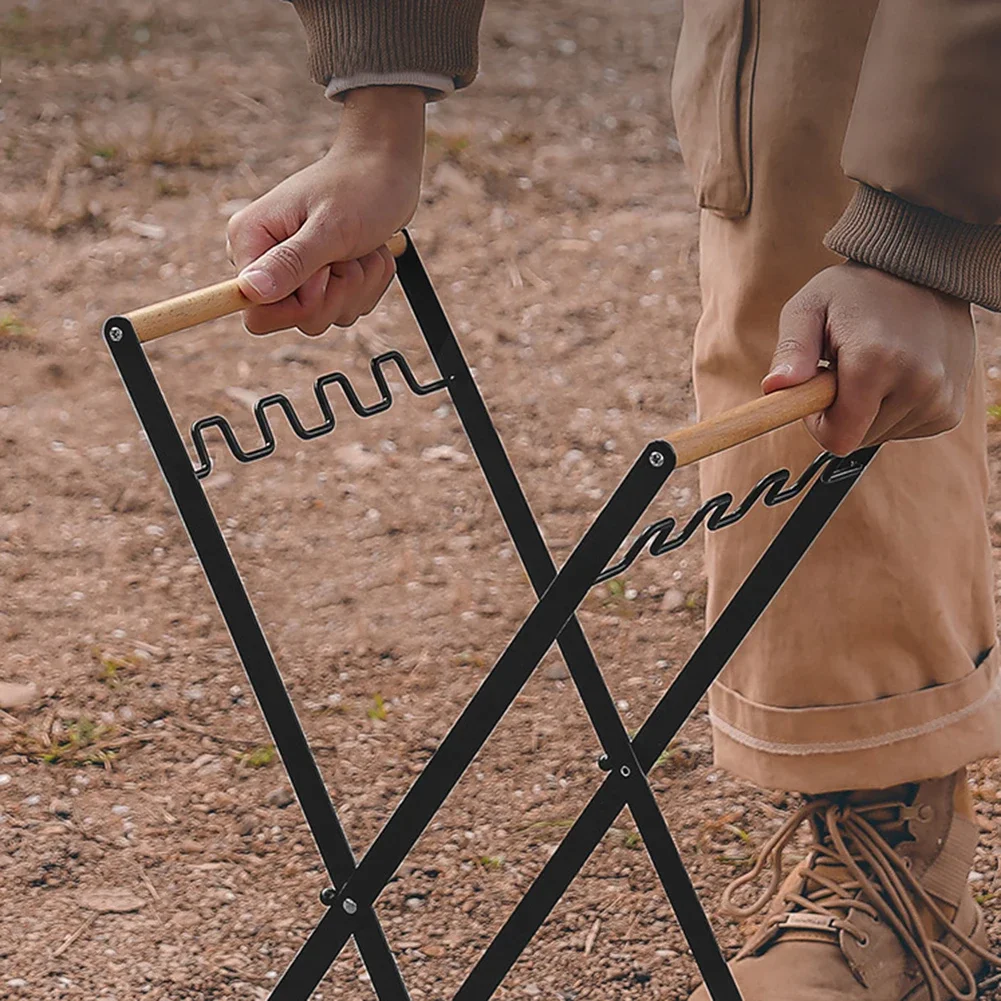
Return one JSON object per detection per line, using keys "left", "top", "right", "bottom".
{"left": 239, "top": 744, "right": 276, "bottom": 768}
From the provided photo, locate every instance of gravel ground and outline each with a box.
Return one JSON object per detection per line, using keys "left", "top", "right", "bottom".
{"left": 4, "top": 2, "right": 1001, "bottom": 998}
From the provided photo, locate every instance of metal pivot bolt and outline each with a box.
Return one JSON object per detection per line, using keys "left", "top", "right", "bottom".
{"left": 597, "top": 754, "right": 611, "bottom": 771}
{"left": 108, "top": 326, "right": 124, "bottom": 342}
{"left": 319, "top": 887, "right": 337, "bottom": 906}
{"left": 649, "top": 450, "right": 665, "bottom": 468}
{"left": 342, "top": 898, "right": 358, "bottom": 915}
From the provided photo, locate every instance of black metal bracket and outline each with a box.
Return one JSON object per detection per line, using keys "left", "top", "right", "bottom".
{"left": 105, "top": 231, "right": 877, "bottom": 1001}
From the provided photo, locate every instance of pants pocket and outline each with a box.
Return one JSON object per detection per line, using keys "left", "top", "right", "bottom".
{"left": 671, "top": 0, "right": 760, "bottom": 219}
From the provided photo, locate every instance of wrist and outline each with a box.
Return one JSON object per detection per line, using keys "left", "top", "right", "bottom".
{"left": 338, "top": 86, "right": 426, "bottom": 159}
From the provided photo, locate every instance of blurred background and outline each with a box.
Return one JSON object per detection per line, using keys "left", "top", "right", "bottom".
{"left": 3, "top": 2, "right": 1001, "bottom": 999}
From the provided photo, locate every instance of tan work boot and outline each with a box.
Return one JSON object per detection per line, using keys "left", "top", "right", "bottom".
{"left": 688, "top": 772, "right": 1000, "bottom": 1001}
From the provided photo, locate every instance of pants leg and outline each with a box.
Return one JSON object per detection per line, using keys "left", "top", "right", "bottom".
{"left": 676, "top": 0, "right": 1001, "bottom": 793}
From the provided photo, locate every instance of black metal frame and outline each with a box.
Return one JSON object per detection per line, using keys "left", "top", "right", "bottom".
{"left": 104, "top": 232, "right": 876, "bottom": 1001}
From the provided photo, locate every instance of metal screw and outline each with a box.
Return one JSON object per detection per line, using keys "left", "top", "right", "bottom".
{"left": 319, "top": 887, "right": 336, "bottom": 906}
{"left": 342, "top": 898, "right": 358, "bottom": 915}
{"left": 620, "top": 765, "right": 631, "bottom": 778}
{"left": 108, "top": 326, "right": 124, "bottom": 342}
{"left": 649, "top": 450, "right": 665, "bottom": 468}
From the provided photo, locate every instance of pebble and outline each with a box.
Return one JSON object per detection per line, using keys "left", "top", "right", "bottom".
{"left": 79, "top": 888, "right": 145, "bottom": 913}
{"left": 6, "top": 979, "right": 27, "bottom": 989}
{"left": 266, "top": 787, "right": 294, "bottom": 809}
{"left": 111, "top": 804, "right": 130, "bottom": 816}
{"left": 49, "top": 798, "right": 72, "bottom": 818}
{"left": 661, "top": 589, "right": 685, "bottom": 612}
{"left": 0, "top": 682, "right": 38, "bottom": 709}
{"left": 543, "top": 663, "right": 570, "bottom": 681}
{"left": 0, "top": 775, "right": 10, "bottom": 786}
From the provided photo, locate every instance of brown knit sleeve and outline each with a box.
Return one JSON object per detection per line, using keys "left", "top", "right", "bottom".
{"left": 824, "top": 0, "right": 1001, "bottom": 310}
{"left": 288, "top": 0, "right": 486, "bottom": 94}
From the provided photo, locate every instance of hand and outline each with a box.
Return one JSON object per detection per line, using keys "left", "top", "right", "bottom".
{"left": 227, "top": 86, "right": 426, "bottom": 336}
{"left": 763, "top": 262, "right": 975, "bottom": 455}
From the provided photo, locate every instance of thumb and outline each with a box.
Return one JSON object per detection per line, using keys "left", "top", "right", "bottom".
{"left": 761, "top": 295, "right": 826, "bottom": 394}
{"left": 237, "top": 217, "right": 335, "bottom": 304}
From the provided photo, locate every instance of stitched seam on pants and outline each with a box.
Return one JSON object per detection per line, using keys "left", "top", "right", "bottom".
{"left": 709, "top": 673, "right": 1001, "bottom": 756}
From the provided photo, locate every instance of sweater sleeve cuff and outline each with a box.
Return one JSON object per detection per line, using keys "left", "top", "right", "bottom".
{"left": 289, "top": 0, "right": 483, "bottom": 95}
{"left": 824, "top": 183, "right": 1001, "bottom": 311}
{"left": 325, "top": 71, "right": 454, "bottom": 102}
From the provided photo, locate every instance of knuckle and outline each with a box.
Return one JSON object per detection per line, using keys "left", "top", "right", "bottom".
{"left": 771, "top": 337, "right": 804, "bottom": 357}
{"left": 267, "top": 242, "right": 308, "bottom": 282}
{"left": 933, "top": 392, "right": 963, "bottom": 430}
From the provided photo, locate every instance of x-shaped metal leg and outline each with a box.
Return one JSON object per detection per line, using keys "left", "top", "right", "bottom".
{"left": 105, "top": 232, "right": 876, "bottom": 1001}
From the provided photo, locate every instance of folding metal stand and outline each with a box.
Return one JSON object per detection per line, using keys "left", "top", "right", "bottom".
{"left": 105, "top": 232, "right": 877, "bottom": 1001}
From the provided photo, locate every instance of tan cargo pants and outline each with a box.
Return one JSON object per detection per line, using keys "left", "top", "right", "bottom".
{"left": 672, "top": 0, "right": 1001, "bottom": 793}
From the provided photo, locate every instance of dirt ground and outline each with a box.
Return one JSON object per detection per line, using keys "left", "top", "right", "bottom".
{"left": 4, "top": 2, "right": 1001, "bottom": 999}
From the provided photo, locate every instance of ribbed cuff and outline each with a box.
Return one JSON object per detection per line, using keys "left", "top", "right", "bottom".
{"left": 289, "top": 0, "right": 484, "bottom": 94}
{"left": 825, "top": 184, "right": 1001, "bottom": 311}
{"left": 325, "top": 71, "right": 454, "bottom": 102}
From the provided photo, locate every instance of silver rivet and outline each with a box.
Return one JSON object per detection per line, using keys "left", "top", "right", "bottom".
{"left": 342, "top": 898, "right": 358, "bottom": 915}
{"left": 620, "top": 765, "right": 631, "bottom": 778}
{"left": 649, "top": 451, "right": 665, "bottom": 468}
{"left": 108, "top": 326, "right": 124, "bottom": 342}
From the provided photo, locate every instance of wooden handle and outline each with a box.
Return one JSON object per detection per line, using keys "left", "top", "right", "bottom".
{"left": 124, "top": 233, "right": 411, "bottom": 343}
{"left": 125, "top": 279, "right": 249, "bottom": 343}
{"left": 668, "top": 371, "right": 836, "bottom": 467}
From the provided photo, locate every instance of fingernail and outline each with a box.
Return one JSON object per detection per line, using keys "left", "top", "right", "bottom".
{"left": 768, "top": 363, "right": 793, "bottom": 378}
{"left": 240, "top": 269, "right": 276, "bottom": 299}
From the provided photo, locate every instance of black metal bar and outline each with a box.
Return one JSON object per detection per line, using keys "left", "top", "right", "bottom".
{"left": 106, "top": 234, "right": 878, "bottom": 1001}
{"left": 103, "top": 318, "right": 409, "bottom": 1001}
{"left": 455, "top": 447, "right": 877, "bottom": 1000}
{"left": 271, "top": 439, "right": 673, "bottom": 999}
{"left": 395, "top": 237, "right": 740, "bottom": 999}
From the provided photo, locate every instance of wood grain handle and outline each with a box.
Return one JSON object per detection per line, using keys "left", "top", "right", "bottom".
{"left": 124, "top": 232, "right": 411, "bottom": 343}
{"left": 668, "top": 371, "right": 836, "bottom": 467}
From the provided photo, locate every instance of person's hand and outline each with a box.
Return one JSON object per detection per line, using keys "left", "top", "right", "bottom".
{"left": 762, "top": 262, "right": 975, "bottom": 455}
{"left": 227, "top": 86, "right": 426, "bottom": 336}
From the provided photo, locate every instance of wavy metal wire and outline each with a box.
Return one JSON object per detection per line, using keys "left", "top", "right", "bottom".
{"left": 188, "top": 350, "right": 448, "bottom": 479}
{"left": 188, "top": 353, "right": 852, "bottom": 587}
{"left": 595, "top": 451, "right": 845, "bottom": 583}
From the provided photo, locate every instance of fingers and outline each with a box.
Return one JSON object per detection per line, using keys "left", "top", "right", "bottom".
{"left": 236, "top": 215, "right": 340, "bottom": 305}
{"left": 242, "top": 249, "right": 395, "bottom": 337}
{"left": 762, "top": 294, "right": 827, "bottom": 395}
{"left": 804, "top": 354, "right": 887, "bottom": 455}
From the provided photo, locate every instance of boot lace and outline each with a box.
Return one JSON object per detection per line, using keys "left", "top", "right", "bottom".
{"left": 720, "top": 797, "right": 1001, "bottom": 1001}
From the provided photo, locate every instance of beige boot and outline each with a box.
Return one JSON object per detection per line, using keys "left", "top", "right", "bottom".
{"left": 688, "top": 773, "right": 1000, "bottom": 1001}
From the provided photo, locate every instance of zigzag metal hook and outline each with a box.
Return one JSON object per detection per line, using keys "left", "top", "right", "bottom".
{"left": 595, "top": 450, "right": 841, "bottom": 582}
{"left": 188, "top": 350, "right": 448, "bottom": 479}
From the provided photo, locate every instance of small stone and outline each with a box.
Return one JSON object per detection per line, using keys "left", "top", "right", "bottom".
{"left": 335, "top": 442, "right": 379, "bottom": 472}
{"left": 543, "top": 663, "right": 570, "bottom": 681}
{"left": 111, "top": 804, "right": 130, "bottom": 816}
{"left": 179, "top": 840, "right": 202, "bottom": 854}
{"left": 266, "top": 786, "right": 294, "bottom": 809}
{"left": 49, "top": 798, "right": 72, "bottom": 818}
{"left": 524, "top": 986, "right": 541, "bottom": 997}
{"left": 79, "top": 888, "right": 145, "bottom": 913}
{"left": 421, "top": 944, "right": 445, "bottom": 958}
{"left": 0, "top": 682, "right": 38, "bottom": 710}
{"left": 660, "top": 589, "right": 685, "bottom": 612}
